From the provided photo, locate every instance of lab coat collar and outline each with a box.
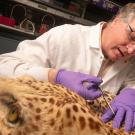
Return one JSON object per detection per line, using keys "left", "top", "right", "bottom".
{"left": 89, "top": 22, "right": 105, "bottom": 48}
{"left": 102, "top": 58, "right": 129, "bottom": 85}
{"left": 89, "top": 22, "right": 106, "bottom": 59}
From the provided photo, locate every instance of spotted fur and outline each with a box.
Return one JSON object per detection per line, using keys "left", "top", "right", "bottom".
{"left": 0, "top": 76, "right": 131, "bottom": 135}
{"left": 88, "top": 91, "right": 135, "bottom": 135}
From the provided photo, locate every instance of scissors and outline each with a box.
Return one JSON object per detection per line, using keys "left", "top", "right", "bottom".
{"left": 83, "top": 81, "right": 115, "bottom": 115}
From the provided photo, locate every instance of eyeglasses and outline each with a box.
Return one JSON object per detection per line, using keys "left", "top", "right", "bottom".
{"left": 127, "top": 23, "right": 135, "bottom": 41}
{"left": 128, "top": 23, "right": 134, "bottom": 32}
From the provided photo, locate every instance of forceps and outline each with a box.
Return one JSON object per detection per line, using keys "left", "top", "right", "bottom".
{"left": 83, "top": 81, "right": 115, "bottom": 115}
{"left": 99, "top": 87, "right": 115, "bottom": 114}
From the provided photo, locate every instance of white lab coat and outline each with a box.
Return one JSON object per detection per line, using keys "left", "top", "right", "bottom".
{"left": 0, "top": 23, "right": 135, "bottom": 94}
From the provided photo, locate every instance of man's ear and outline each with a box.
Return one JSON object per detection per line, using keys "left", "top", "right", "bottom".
{"left": 112, "top": 16, "right": 120, "bottom": 24}
{"left": 110, "top": 16, "right": 122, "bottom": 27}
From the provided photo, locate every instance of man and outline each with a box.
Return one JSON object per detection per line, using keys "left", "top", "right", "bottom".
{"left": 0, "top": 2, "right": 135, "bottom": 132}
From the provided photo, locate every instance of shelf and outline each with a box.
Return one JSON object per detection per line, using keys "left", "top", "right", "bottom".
{"left": 12, "top": 0, "right": 95, "bottom": 26}
{"left": 32, "top": 0, "right": 81, "bottom": 17}
{"left": 0, "top": 24, "right": 36, "bottom": 40}
{"left": 0, "top": 24, "right": 35, "bottom": 35}
{"left": 111, "top": 0, "right": 135, "bottom": 6}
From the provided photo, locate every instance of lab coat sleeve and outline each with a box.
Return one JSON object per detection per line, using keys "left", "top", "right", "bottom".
{"left": 0, "top": 25, "right": 68, "bottom": 81}
{"left": 0, "top": 39, "right": 51, "bottom": 81}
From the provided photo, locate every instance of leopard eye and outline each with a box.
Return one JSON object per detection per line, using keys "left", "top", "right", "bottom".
{"left": 7, "top": 106, "right": 20, "bottom": 124}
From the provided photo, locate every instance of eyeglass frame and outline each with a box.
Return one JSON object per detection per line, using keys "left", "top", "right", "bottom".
{"left": 127, "top": 23, "right": 135, "bottom": 41}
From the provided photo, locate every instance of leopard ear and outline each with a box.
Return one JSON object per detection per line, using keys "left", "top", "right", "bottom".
{"left": 16, "top": 75, "right": 35, "bottom": 82}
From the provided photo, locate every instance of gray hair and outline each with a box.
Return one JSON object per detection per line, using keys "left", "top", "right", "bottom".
{"left": 116, "top": 3, "right": 135, "bottom": 22}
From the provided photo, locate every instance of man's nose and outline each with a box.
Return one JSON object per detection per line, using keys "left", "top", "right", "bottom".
{"left": 127, "top": 43, "right": 135, "bottom": 54}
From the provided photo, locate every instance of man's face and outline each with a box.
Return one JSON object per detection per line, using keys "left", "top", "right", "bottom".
{"left": 101, "top": 17, "right": 135, "bottom": 61}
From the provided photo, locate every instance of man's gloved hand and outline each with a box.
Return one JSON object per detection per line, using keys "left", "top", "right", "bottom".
{"left": 101, "top": 87, "right": 135, "bottom": 132}
{"left": 54, "top": 69, "right": 102, "bottom": 100}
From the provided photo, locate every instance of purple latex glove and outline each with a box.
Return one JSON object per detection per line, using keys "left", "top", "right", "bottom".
{"left": 54, "top": 69, "right": 102, "bottom": 100}
{"left": 101, "top": 87, "right": 135, "bottom": 132}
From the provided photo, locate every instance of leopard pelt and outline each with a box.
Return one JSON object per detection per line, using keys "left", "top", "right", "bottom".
{"left": 0, "top": 76, "right": 131, "bottom": 135}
